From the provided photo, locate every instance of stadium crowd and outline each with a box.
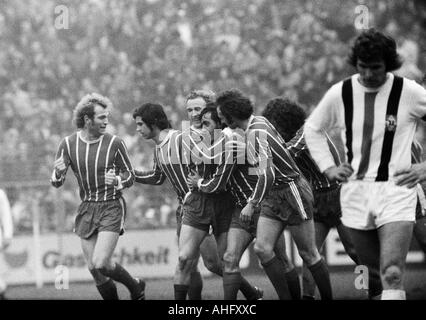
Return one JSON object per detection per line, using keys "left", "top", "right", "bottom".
{"left": 0, "top": 0, "right": 424, "bottom": 234}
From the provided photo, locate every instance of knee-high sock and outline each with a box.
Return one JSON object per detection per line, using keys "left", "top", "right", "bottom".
{"left": 262, "top": 256, "right": 291, "bottom": 300}
{"left": 308, "top": 259, "right": 332, "bottom": 300}
{"left": 285, "top": 268, "right": 301, "bottom": 300}
{"left": 174, "top": 284, "right": 189, "bottom": 300}
{"left": 223, "top": 272, "right": 242, "bottom": 300}
{"left": 368, "top": 268, "right": 383, "bottom": 299}
{"left": 96, "top": 279, "right": 119, "bottom": 300}
{"left": 98, "top": 263, "right": 141, "bottom": 298}
{"left": 188, "top": 271, "right": 203, "bottom": 300}
{"left": 239, "top": 276, "right": 259, "bottom": 300}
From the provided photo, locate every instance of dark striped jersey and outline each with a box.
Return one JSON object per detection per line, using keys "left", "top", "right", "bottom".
{"left": 51, "top": 132, "right": 134, "bottom": 202}
{"left": 134, "top": 130, "right": 190, "bottom": 203}
{"left": 195, "top": 129, "right": 259, "bottom": 207}
{"left": 287, "top": 126, "right": 341, "bottom": 191}
{"left": 245, "top": 115, "right": 301, "bottom": 205}
{"left": 305, "top": 73, "right": 426, "bottom": 182}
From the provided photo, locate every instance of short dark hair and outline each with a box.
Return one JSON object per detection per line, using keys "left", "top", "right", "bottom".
{"left": 216, "top": 89, "right": 253, "bottom": 123}
{"left": 132, "top": 103, "right": 171, "bottom": 130}
{"left": 200, "top": 103, "right": 222, "bottom": 128}
{"left": 73, "top": 93, "right": 112, "bottom": 129}
{"left": 348, "top": 28, "right": 402, "bottom": 72}
{"left": 262, "top": 98, "right": 306, "bottom": 141}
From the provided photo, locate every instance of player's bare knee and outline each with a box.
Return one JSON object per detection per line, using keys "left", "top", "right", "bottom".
{"left": 178, "top": 254, "right": 190, "bottom": 271}
{"left": 382, "top": 264, "right": 403, "bottom": 286}
{"left": 92, "top": 256, "right": 111, "bottom": 270}
{"left": 298, "top": 248, "right": 320, "bottom": 266}
{"left": 254, "top": 241, "right": 273, "bottom": 260}
{"left": 223, "top": 251, "right": 238, "bottom": 271}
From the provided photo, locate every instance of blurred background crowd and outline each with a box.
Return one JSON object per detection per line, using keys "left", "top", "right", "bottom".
{"left": 0, "top": 0, "right": 425, "bottom": 234}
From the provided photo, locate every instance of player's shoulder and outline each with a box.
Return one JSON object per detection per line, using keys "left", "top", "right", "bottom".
{"left": 400, "top": 76, "right": 426, "bottom": 96}
{"left": 249, "top": 116, "right": 270, "bottom": 131}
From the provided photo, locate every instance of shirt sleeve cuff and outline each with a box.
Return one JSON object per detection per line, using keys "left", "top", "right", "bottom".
{"left": 115, "top": 176, "right": 123, "bottom": 190}
{"left": 197, "top": 179, "right": 203, "bottom": 189}
{"left": 50, "top": 170, "right": 60, "bottom": 182}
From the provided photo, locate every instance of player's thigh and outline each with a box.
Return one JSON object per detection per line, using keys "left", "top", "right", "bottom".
{"left": 226, "top": 227, "right": 253, "bottom": 262}
{"left": 179, "top": 224, "right": 208, "bottom": 259}
{"left": 256, "top": 216, "right": 284, "bottom": 251}
{"left": 273, "top": 233, "right": 294, "bottom": 270}
{"left": 288, "top": 219, "right": 317, "bottom": 254}
{"left": 413, "top": 216, "right": 426, "bottom": 252}
{"left": 336, "top": 224, "right": 357, "bottom": 255}
{"left": 214, "top": 232, "right": 228, "bottom": 259}
{"left": 200, "top": 234, "right": 221, "bottom": 266}
{"left": 347, "top": 227, "right": 380, "bottom": 268}
{"left": 80, "top": 234, "right": 98, "bottom": 267}
{"left": 378, "top": 221, "right": 414, "bottom": 270}
{"left": 313, "top": 222, "right": 330, "bottom": 253}
{"left": 92, "top": 231, "right": 120, "bottom": 264}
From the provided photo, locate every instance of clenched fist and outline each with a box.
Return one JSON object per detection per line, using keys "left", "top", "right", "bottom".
{"left": 105, "top": 169, "right": 118, "bottom": 186}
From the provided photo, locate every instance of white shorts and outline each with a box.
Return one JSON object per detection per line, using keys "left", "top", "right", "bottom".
{"left": 340, "top": 180, "right": 416, "bottom": 230}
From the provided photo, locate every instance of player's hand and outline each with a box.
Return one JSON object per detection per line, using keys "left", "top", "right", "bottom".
{"left": 394, "top": 163, "right": 426, "bottom": 188}
{"left": 54, "top": 152, "right": 67, "bottom": 177}
{"left": 240, "top": 202, "right": 255, "bottom": 223}
{"left": 187, "top": 171, "right": 201, "bottom": 190}
{"left": 105, "top": 169, "right": 118, "bottom": 186}
{"left": 324, "top": 163, "right": 354, "bottom": 182}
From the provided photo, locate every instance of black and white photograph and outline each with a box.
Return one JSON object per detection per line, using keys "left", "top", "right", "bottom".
{"left": 0, "top": 0, "right": 425, "bottom": 310}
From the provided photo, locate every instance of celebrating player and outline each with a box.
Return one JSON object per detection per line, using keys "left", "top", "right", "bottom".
{"left": 304, "top": 29, "right": 426, "bottom": 300}
{"left": 262, "top": 97, "right": 359, "bottom": 299}
{"left": 188, "top": 106, "right": 301, "bottom": 300}
{"left": 213, "top": 89, "right": 333, "bottom": 299}
{"left": 51, "top": 93, "right": 145, "bottom": 300}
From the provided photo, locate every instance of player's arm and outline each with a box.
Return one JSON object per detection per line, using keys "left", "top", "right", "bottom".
{"left": 110, "top": 139, "right": 135, "bottom": 190}
{"left": 395, "top": 82, "right": 426, "bottom": 187}
{"left": 192, "top": 135, "right": 237, "bottom": 193}
{"left": 246, "top": 129, "right": 275, "bottom": 207}
{"left": 0, "top": 189, "right": 13, "bottom": 248}
{"left": 134, "top": 154, "right": 166, "bottom": 185}
{"left": 50, "top": 138, "right": 70, "bottom": 188}
{"left": 305, "top": 85, "right": 353, "bottom": 182}
{"left": 285, "top": 127, "right": 308, "bottom": 158}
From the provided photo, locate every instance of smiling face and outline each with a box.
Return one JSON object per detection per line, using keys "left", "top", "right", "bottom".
{"left": 135, "top": 116, "right": 154, "bottom": 140}
{"left": 356, "top": 58, "right": 387, "bottom": 89}
{"left": 86, "top": 104, "right": 109, "bottom": 138}
{"left": 186, "top": 97, "right": 206, "bottom": 128}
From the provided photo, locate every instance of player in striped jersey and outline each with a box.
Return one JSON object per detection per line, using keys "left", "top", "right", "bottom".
{"left": 51, "top": 93, "right": 145, "bottom": 300}
{"left": 133, "top": 101, "right": 261, "bottom": 300}
{"left": 214, "top": 89, "right": 333, "bottom": 299}
{"left": 188, "top": 106, "right": 300, "bottom": 300}
{"left": 262, "top": 98, "right": 359, "bottom": 299}
{"left": 305, "top": 29, "right": 426, "bottom": 300}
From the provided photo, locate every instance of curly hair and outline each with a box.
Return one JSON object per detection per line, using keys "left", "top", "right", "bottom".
{"left": 262, "top": 98, "right": 306, "bottom": 141}
{"left": 216, "top": 89, "right": 253, "bottom": 123}
{"left": 132, "top": 103, "right": 171, "bottom": 131}
{"left": 186, "top": 89, "right": 216, "bottom": 104}
{"left": 348, "top": 28, "right": 402, "bottom": 72}
{"left": 73, "top": 93, "right": 113, "bottom": 129}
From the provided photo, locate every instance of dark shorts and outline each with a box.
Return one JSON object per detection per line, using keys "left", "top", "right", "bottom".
{"left": 230, "top": 206, "right": 261, "bottom": 238}
{"left": 74, "top": 198, "right": 126, "bottom": 239}
{"left": 313, "top": 185, "right": 342, "bottom": 228}
{"left": 181, "top": 191, "right": 234, "bottom": 237}
{"left": 261, "top": 177, "right": 314, "bottom": 226}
